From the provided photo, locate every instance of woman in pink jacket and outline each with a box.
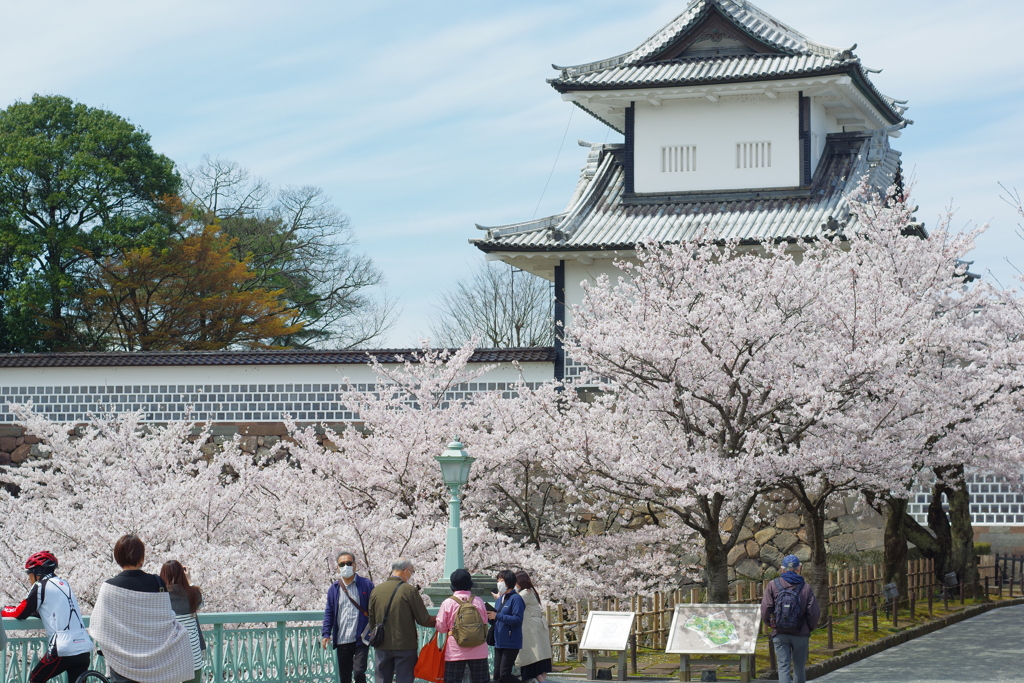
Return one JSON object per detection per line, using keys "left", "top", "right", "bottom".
{"left": 434, "top": 569, "right": 490, "bottom": 683}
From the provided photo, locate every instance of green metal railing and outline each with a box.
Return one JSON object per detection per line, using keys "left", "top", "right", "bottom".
{"left": 2, "top": 612, "right": 444, "bottom": 683}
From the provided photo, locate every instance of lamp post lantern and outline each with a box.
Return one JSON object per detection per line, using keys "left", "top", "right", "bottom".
{"left": 435, "top": 439, "right": 475, "bottom": 577}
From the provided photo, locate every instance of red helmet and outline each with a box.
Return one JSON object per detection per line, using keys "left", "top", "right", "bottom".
{"left": 24, "top": 551, "right": 58, "bottom": 575}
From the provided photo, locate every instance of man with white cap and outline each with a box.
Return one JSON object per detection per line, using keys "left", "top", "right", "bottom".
{"left": 759, "top": 554, "right": 820, "bottom": 683}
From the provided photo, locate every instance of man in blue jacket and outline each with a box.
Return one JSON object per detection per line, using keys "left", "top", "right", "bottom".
{"left": 322, "top": 551, "right": 375, "bottom": 683}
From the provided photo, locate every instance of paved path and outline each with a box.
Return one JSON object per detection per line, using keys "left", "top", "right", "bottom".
{"left": 817, "top": 603, "right": 1024, "bottom": 682}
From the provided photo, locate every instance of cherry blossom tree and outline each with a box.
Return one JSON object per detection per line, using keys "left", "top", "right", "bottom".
{"left": 564, "top": 236, "right": 853, "bottom": 604}
{"left": 563, "top": 182, "right": 1024, "bottom": 608}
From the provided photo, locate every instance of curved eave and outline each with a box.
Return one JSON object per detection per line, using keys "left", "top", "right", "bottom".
{"left": 549, "top": 63, "right": 903, "bottom": 125}
{"left": 473, "top": 234, "right": 829, "bottom": 254}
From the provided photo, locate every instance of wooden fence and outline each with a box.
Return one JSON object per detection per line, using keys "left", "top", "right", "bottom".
{"left": 544, "top": 556, "right": 998, "bottom": 661}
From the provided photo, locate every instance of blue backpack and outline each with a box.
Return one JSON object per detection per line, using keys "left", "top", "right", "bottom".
{"left": 772, "top": 578, "right": 805, "bottom": 633}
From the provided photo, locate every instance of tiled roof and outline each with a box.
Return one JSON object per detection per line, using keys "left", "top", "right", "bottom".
{"left": 472, "top": 132, "right": 901, "bottom": 252}
{"left": 554, "top": 53, "right": 839, "bottom": 89}
{"left": 548, "top": 0, "right": 904, "bottom": 125}
{"left": 555, "top": 0, "right": 842, "bottom": 79}
{"left": 631, "top": 0, "right": 841, "bottom": 62}
{"left": 0, "top": 348, "right": 557, "bottom": 368}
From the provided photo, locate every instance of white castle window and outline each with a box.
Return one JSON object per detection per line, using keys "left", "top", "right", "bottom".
{"left": 661, "top": 145, "right": 697, "bottom": 173}
{"left": 737, "top": 141, "right": 772, "bottom": 169}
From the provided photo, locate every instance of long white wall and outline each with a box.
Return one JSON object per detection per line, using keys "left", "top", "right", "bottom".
{"left": 0, "top": 361, "right": 554, "bottom": 424}
{"left": 633, "top": 93, "right": 800, "bottom": 193}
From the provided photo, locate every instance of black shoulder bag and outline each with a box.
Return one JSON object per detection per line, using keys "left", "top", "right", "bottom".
{"left": 366, "top": 580, "right": 403, "bottom": 648}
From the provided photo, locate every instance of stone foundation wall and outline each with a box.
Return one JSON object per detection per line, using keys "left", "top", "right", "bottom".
{"left": 726, "top": 493, "right": 886, "bottom": 581}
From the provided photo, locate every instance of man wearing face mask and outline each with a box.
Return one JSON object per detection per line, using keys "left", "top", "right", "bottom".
{"left": 322, "top": 551, "right": 375, "bottom": 683}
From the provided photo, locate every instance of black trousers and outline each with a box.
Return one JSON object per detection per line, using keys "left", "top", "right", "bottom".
{"left": 492, "top": 648, "right": 520, "bottom": 683}
{"left": 32, "top": 653, "right": 90, "bottom": 683}
{"left": 335, "top": 641, "right": 369, "bottom": 683}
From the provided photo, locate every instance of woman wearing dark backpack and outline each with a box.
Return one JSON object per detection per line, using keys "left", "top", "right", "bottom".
{"left": 759, "top": 555, "right": 820, "bottom": 683}
{"left": 514, "top": 572, "right": 552, "bottom": 683}
{"left": 435, "top": 569, "right": 490, "bottom": 683}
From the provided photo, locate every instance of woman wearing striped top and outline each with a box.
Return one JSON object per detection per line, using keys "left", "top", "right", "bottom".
{"left": 160, "top": 561, "right": 205, "bottom": 683}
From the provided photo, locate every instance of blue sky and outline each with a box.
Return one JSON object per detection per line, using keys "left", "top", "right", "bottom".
{"left": 2, "top": 0, "right": 1021, "bottom": 346}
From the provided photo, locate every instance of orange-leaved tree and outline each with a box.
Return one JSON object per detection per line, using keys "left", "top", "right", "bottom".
{"left": 86, "top": 224, "right": 303, "bottom": 351}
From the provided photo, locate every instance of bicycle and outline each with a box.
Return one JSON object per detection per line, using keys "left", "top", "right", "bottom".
{"left": 75, "top": 670, "right": 111, "bottom": 683}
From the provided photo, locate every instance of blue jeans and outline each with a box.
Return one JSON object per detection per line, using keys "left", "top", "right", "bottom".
{"left": 773, "top": 634, "right": 809, "bottom": 683}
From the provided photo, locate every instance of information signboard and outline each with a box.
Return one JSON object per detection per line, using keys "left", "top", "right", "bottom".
{"left": 579, "top": 611, "right": 636, "bottom": 652}
{"left": 665, "top": 604, "right": 760, "bottom": 655}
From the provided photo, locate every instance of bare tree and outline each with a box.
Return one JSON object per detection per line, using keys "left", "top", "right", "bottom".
{"left": 429, "top": 260, "right": 553, "bottom": 348}
{"left": 182, "top": 156, "right": 395, "bottom": 348}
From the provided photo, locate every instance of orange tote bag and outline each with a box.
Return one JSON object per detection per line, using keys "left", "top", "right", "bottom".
{"left": 414, "top": 633, "right": 446, "bottom": 683}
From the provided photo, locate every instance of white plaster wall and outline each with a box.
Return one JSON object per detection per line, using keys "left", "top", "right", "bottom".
{"left": 0, "top": 361, "right": 555, "bottom": 424}
{"left": 809, "top": 99, "right": 843, "bottom": 175}
{"left": 563, "top": 258, "right": 635, "bottom": 330}
{"left": 633, "top": 93, "right": 800, "bottom": 193}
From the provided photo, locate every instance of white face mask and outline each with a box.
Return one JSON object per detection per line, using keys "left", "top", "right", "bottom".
{"left": 496, "top": 581, "right": 506, "bottom": 593}
{"left": 339, "top": 565, "right": 355, "bottom": 579}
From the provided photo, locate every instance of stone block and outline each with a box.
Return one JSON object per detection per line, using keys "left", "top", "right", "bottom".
{"left": 0, "top": 426, "right": 23, "bottom": 437}
{"left": 239, "top": 436, "right": 258, "bottom": 453}
{"left": 727, "top": 545, "right": 747, "bottom": 565}
{"left": 827, "top": 534, "right": 859, "bottom": 556}
{"left": 797, "top": 528, "right": 808, "bottom": 543}
{"left": 0, "top": 437, "right": 17, "bottom": 451}
{"left": 10, "top": 444, "right": 31, "bottom": 464}
{"left": 734, "top": 559, "right": 763, "bottom": 579}
{"left": 859, "top": 505, "right": 884, "bottom": 529}
{"left": 774, "top": 531, "right": 798, "bottom": 552}
{"left": 760, "top": 545, "right": 783, "bottom": 568}
{"left": 200, "top": 443, "right": 219, "bottom": 458}
{"left": 755, "top": 528, "right": 777, "bottom": 546}
{"left": 823, "top": 520, "right": 841, "bottom": 538}
{"left": 256, "top": 446, "right": 272, "bottom": 458}
{"left": 776, "top": 513, "right": 801, "bottom": 530}
{"left": 721, "top": 517, "right": 735, "bottom": 533}
{"left": 29, "top": 444, "right": 45, "bottom": 457}
{"left": 826, "top": 498, "right": 848, "bottom": 519}
{"left": 210, "top": 425, "right": 239, "bottom": 436}
{"left": 844, "top": 495, "right": 860, "bottom": 513}
{"left": 745, "top": 540, "right": 760, "bottom": 558}
{"left": 837, "top": 515, "right": 860, "bottom": 534}
{"left": 793, "top": 544, "right": 812, "bottom": 563}
{"left": 239, "top": 423, "right": 288, "bottom": 436}
{"left": 853, "top": 528, "right": 884, "bottom": 551}
{"left": 263, "top": 436, "right": 280, "bottom": 447}
{"left": 736, "top": 525, "right": 754, "bottom": 543}
{"left": 0, "top": 452, "right": 10, "bottom": 465}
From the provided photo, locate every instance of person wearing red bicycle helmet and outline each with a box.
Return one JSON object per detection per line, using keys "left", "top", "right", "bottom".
{"left": 3, "top": 551, "right": 93, "bottom": 683}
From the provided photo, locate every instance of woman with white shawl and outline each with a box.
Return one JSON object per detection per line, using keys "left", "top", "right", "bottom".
{"left": 89, "top": 535, "right": 194, "bottom": 683}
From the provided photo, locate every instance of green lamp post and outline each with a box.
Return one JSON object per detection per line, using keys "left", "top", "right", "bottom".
{"left": 435, "top": 439, "right": 475, "bottom": 577}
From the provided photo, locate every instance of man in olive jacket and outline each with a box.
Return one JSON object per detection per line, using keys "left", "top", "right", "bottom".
{"left": 368, "top": 558, "right": 436, "bottom": 683}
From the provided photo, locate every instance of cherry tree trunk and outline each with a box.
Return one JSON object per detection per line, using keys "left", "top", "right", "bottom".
{"left": 704, "top": 531, "right": 731, "bottom": 604}
{"left": 946, "top": 471, "right": 978, "bottom": 595}
{"left": 923, "top": 481, "right": 954, "bottom": 583}
{"left": 883, "top": 497, "right": 910, "bottom": 600}
{"left": 803, "top": 505, "right": 831, "bottom": 620}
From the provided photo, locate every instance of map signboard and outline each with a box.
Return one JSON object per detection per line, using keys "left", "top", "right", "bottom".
{"left": 665, "top": 604, "right": 760, "bottom": 655}
{"left": 579, "top": 611, "right": 636, "bottom": 651}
